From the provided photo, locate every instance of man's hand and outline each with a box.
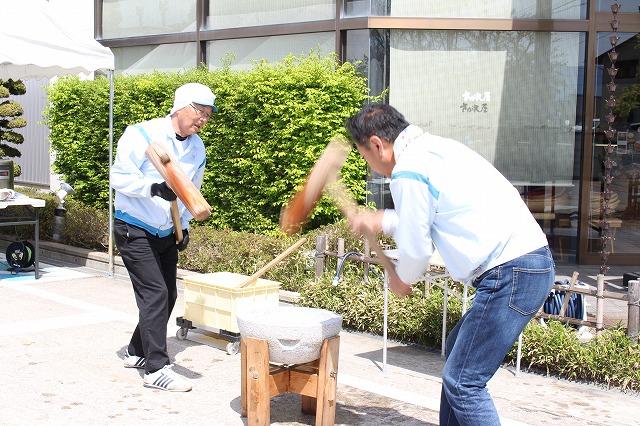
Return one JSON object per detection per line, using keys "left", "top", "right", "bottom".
{"left": 388, "top": 274, "right": 413, "bottom": 298}
{"left": 348, "top": 209, "right": 385, "bottom": 237}
{"left": 177, "top": 229, "right": 189, "bottom": 251}
{"left": 150, "top": 182, "right": 177, "bottom": 201}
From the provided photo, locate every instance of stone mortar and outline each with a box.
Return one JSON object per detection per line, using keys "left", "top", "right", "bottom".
{"left": 236, "top": 305, "right": 342, "bottom": 365}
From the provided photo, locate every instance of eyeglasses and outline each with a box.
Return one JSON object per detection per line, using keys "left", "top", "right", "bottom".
{"left": 190, "top": 104, "right": 211, "bottom": 120}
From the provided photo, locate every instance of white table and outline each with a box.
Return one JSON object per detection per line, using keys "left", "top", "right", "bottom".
{"left": 0, "top": 193, "right": 45, "bottom": 279}
{"left": 382, "top": 250, "right": 473, "bottom": 371}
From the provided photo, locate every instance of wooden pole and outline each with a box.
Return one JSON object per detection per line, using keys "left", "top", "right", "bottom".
{"left": 596, "top": 274, "right": 605, "bottom": 335}
{"left": 237, "top": 238, "right": 307, "bottom": 288}
{"left": 245, "top": 337, "right": 270, "bottom": 426}
{"left": 337, "top": 238, "right": 344, "bottom": 278}
{"left": 559, "top": 271, "right": 579, "bottom": 317}
{"left": 628, "top": 280, "right": 639, "bottom": 345}
{"left": 363, "top": 239, "right": 370, "bottom": 284}
{"left": 315, "top": 235, "right": 326, "bottom": 280}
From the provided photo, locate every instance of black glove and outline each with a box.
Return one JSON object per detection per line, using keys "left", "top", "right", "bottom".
{"left": 177, "top": 229, "right": 189, "bottom": 252}
{"left": 150, "top": 182, "right": 177, "bottom": 201}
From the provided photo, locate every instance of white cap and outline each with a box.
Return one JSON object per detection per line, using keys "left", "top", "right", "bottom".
{"left": 170, "top": 83, "right": 217, "bottom": 115}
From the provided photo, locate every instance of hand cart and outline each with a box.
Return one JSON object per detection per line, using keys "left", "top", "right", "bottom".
{"left": 175, "top": 315, "right": 241, "bottom": 355}
{"left": 176, "top": 272, "right": 281, "bottom": 355}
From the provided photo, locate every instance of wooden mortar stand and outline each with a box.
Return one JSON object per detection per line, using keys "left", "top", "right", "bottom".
{"left": 241, "top": 335, "right": 340, "bottom": 426}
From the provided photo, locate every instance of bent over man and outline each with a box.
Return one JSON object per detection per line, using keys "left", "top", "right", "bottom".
{"left": 344, "top": 103, "right": 554, "bottom": 425}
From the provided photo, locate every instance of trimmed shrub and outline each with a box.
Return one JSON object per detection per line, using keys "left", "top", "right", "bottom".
{"left": 509, "top": 320, "right": 640, "bottom": 392}
{"left": 45, "top": 53, "right": 373, "bottom": 234}
{"left": 297, "top": 276, "right": 463, "bottom": 348}
{"left": 60, "top": 199, "right": 110, "bottom": 250}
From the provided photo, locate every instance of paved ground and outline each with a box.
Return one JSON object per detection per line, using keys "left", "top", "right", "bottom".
{"left": 1, "top": 258, "right": 639, "bottom": 426}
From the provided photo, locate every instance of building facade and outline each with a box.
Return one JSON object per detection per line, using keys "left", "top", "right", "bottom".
{"left": 95, "top": 0, "right": 640, "bottom": 266}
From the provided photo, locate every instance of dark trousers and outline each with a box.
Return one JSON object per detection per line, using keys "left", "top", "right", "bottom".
{"left": 114, "top": 219, "right": 178, "bottom": 373}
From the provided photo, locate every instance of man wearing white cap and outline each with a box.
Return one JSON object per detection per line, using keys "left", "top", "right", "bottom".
{"left": 111, "top": 83, "right": 217, "bottom": 392}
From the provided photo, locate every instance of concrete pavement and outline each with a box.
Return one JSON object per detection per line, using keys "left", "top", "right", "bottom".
{"left": 1, "top": 259, "right": 639, "bottom": 425}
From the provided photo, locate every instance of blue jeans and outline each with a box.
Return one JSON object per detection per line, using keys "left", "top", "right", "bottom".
{"left": 439, "top": 246, "right": 554, "bottom": 426}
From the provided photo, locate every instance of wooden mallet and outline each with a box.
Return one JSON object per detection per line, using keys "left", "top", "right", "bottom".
{"left": 279, "top": 136, "right": 352, "bottom": 236}
{"left": 145, "top": 141, "right": 212, "bottom": 223}
{"left": 279, "top": 136, "right": 396, "bottom": 273}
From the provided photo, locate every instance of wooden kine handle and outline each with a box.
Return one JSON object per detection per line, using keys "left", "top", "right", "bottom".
{"left": 170, "top": 200, "right": 183, "bottom": 243}
{"left": 236, "top": 237, "right": 308, "bottom": 288}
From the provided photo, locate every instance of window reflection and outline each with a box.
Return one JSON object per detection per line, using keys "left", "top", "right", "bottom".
{"left": 102, "top": 0, "right": 196, "bottom": 38}
{"left": 590, "top": 32, "right": 640, "bottom": 256}
{"left": 205, "top": 0, "right": 335, "bottom": 30}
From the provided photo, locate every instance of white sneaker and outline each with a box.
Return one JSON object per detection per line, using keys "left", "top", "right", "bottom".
{"left": 124, "top": 351, "right": 146, "bottom": 369}
{"left": 143, "top": 365, "right": 192, "bottom": 392}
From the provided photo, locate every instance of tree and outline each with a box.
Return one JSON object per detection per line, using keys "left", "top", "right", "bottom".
{"left": 0, "top": 78, "right": 26, "bottom": 176}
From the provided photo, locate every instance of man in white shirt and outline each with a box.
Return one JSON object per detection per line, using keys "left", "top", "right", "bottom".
{"left": 345, "top": 103, "right": 555, "bottom": 425}
{"left": 111, "top": 83, "right": 216, "bottom": 392}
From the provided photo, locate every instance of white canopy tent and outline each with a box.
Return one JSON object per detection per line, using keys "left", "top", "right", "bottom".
{"left": 0, "top": 0, "right": 117, "bottom": 275}
{"left": 0, "top": 0, "right": 114, "bottom": 80}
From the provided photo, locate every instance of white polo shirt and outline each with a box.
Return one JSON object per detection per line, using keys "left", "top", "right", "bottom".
{"left": 110, "top": 116, "right": 206, "bottom": 235}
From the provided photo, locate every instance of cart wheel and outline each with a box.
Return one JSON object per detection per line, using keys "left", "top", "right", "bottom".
{"left": 176, "top": 327, "right": 188, "bottom": 340}
{"left": 226, "top": 341, "right": 239, "bottom": 355}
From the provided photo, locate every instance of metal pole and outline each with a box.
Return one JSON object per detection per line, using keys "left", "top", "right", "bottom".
{"left": 628, "top": 280, "right": 639, "bottom": 345}
{"left": 596, "top": 274, "right": 605, "bottom": 334}
{"left": 34, "top": 208, "right": 40, "bottom": 279}
{"left": 515, "top": 333, "right": 523, "bottom": 377}
{"left": 383, "top": 267, "right": 388, "bottom": 373}
{"left": 441, "top": 282, "right": 448, "bottom": 358}
{"left": 337, "top": 238, "right": 344, "bottom": 277}
{"left": 363, "top": 239, "right": 370, "bottom": 284}
{"left": 462, "top": 283, "right": 469, "bottom": 315}
{"left": 108, "top": 68, "right": 115, "bottom": 278}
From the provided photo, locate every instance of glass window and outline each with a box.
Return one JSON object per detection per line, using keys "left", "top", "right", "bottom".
{"left": 597, "top": 0, "right": 637, "bottom": 12}
{"left": 589, "top": 32, "right": 640, "bottom": 257}
{"left": 387, "top": 30, "right": 585, "bottom": 261}
{"left": 344, "top": 29, "right": 387, "bottom": 96}
{"left": 102, "top": 0, "right": 196, "bottom": 39}
{"left": 389, "top": 30, "right": 584, "bottom": 183}
{"left": 112, "top": 43, "right": 197, "bottom": 75}
{"left": 345, "top": 0, "right": 389, "bottom": 17}
{"left": 346, "top": 0, "right": 586, "bottom": 19}
{"left": 205, "top": 0, "right": 335, "bottom": 30}
{"left": 207, "top": 33, "right": 335, "bottom": 70}
{"left": 345, "top": 29, "right": 391, "bottom": 209}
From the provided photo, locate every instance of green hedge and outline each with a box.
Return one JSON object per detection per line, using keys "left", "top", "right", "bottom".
{"left": 298, "top": 277, "right": 463, "bottom": 348}
{"left": 45, "top": 53, "right": 373, "bottom": 234}
{"left": 509, "top": 321, "right": 640, "bottom": 392}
